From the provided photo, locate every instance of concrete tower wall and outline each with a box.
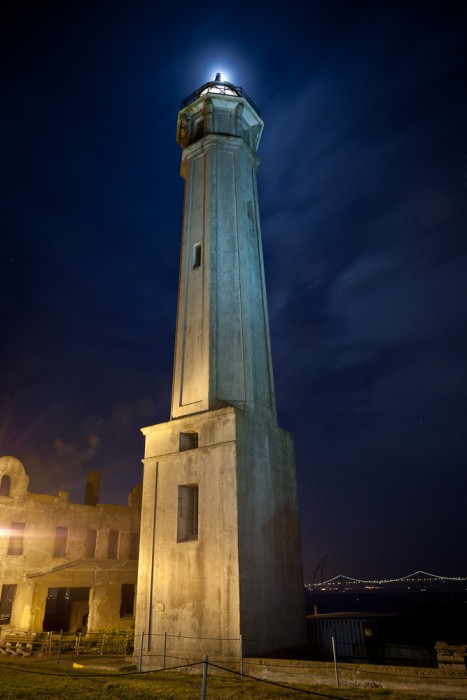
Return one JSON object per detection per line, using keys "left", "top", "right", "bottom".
{"left": 135, "top": 83, "right": 306, "bottom": 666}
{"left": 136, "top": 404, "right": 305, "bottom": 663}
{"left": 235, "top": 408, "right": 305, "bottom": 655}
{"left": 136, "top": 408, "right": 242, "bottom": 662}
{"left": 171, "top": 98, "right": 275, "bottom": 419}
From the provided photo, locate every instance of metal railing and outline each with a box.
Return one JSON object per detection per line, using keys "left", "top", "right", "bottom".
{"left": 134, "top": 630, "right": 243, "bottom": 673}
{"left": 0, "top": 630, "right": 134, "bottom": 659}
{"left": 181, "top": 82, "right": 260, "bottom": 116}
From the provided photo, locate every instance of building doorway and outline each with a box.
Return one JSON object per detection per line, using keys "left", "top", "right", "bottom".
{"left": 43, "top": 587, "right": 90, "bottom": 632}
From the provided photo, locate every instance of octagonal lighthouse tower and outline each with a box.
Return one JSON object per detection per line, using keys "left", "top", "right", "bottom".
{"left": 135, "top": 75, "right": 305, "bottom": 666}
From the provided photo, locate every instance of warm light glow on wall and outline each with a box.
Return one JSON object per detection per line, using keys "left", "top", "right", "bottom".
{"left": 0, "top": 527, "right": 49, "bottom": 539}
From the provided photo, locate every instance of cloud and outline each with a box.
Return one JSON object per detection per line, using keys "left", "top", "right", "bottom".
{"left": 331, "top": 254, "right": 467, "bottom": 351}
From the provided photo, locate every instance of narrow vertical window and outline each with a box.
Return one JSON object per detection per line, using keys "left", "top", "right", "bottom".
{"left": 84, "top": 529, "right": 97, "bottom": 558}
{"left": 192, "top": 242, "right": 202, "bottom": 268}
{"left": 0, "top": 584, "right": 17, "bottom": 624}
{"left": 129, "top": 532, "right": 139, "bottom": 560}
{"left": 0, "top": 475, "right": 11, "bottom": 497}
{"left": 194, "top": 117, "right": 204, "bottom": 140}
{"left": 108, "top": 530, "right": 119, "bottom": 559}
{"left": 179, "top": 431, "right": 198, "bottom": 451}
{"left": 7, "top": 523, "right": 25, "bottom": 556}
{"left": 53, "top": 526, "right": 68, "bottom": 557}
{"left": 177, "top": 484, "right": 199, "bottom": 542}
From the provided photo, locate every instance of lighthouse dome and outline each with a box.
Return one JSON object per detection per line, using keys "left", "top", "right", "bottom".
{"left": 198, "top": 73, "right": 240, "bottom": 97}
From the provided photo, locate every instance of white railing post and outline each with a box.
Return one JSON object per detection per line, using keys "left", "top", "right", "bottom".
{"left": 331, "top": 635, "right": 340, "bottom": 688}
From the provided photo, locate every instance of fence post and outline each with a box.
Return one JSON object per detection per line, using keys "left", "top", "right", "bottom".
{"left": 201, "top": 654, "right": 208, "bottom": 700}
{"left": 331, "top": 635, "right": 340, "bottom": 688}
{"left": 163, "top": 631, "right": 167, "bottom": 670}
{"left": 100, "top": 632, "right": 106, "bottom": 655}
{"left": 75, "top": 631, "right": 81, "bottom": 655}
{"left": 239, "top": 634, "right": 243, "bottom": 680}
{"left": 139, "top": 631, "right": 144, "bottom": 672}
{"left": 124, "top": 629, "right": 130, "bottom": 656}
{"left": 56, "top": 630, "right": 63, "bottom": 665}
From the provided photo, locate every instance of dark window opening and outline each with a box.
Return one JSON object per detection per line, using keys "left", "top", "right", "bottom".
{"left": 53, "top": 526, "right": 68, "bottom": 557}
{"left": 129, "top": 532, "right": 139, "bottom": 560}
{"left": 192, "top": 242, "right": 202, "bottom": 268}
{"left": 177, "top": 484, "right": 199, "bottom": 542}
{"left": 120, "top": 583, "right": 135, "bottom": 617}
{"left": 0, "top": 584, "right": 16, "bottom": 624}
{"left": 179, "top": 431, "right": 198, "bottom": 451}
{"left": 108, "top": 530, "right": 119, "bottom": 559}
{"left": 84, "top": 529, "right": 97, "bottom": 558}
{"left": 7, "top": 522, "right": 25, "bottom": 556}
{"left": 0, "top": 475, "right": 11, "bottom": 497}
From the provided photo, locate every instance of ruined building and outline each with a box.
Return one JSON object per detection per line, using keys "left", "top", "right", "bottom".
{"left": 134, "top": 75, "right": 306, "bottom": 665}
{"left": 0, "top": 455, "right": 141, "bottom": 633}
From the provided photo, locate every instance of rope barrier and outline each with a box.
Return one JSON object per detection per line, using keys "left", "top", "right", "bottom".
{"left": 206, "top": 660, "right": 352, "bottom": 699}
{"left": 0, "top": 658, "right": 353, "bottom": 698}
{"left": 1, "top": 655, "right": 465, "bottom": 697}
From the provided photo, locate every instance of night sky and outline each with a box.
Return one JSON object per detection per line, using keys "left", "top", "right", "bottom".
{"left": 2, "top": 1, "right": 467, "bottom": 582}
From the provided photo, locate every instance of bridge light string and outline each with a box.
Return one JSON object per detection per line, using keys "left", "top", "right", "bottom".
{"left": 305, "top": 570, "right": 467, "bottom": 587}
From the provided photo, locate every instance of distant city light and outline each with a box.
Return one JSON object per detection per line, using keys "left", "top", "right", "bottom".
{"left": 305, "top": 569, "right": 467, "bottom": 588}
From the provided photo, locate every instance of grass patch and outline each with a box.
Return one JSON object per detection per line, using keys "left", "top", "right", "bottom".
{"left": 0, "top": 659, "right": 461, "bottom": 699}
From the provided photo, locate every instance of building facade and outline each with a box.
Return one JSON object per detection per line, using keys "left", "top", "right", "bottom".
{"left": 0, "top": 455, "right": 141, "bottom": 634}
{"left": 134, "top": 75, "right": 306, "bottom": 666}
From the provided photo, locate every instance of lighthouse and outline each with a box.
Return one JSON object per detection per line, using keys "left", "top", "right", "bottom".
{"left": 135, "top": 74, "right": 305, "bottom": 666}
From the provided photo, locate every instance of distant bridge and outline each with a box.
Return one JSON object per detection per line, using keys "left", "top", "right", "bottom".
{"left": 306, "top": 570, "right": 467, "bottom": 589}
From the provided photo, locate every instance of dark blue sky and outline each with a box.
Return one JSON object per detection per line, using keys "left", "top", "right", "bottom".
{"left": 2, "top": 1, "right": 467, "bottom": 581}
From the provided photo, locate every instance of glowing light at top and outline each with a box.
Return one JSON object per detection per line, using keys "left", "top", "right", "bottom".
{"left": 199, "top": 72, "right": 239, "bottom": 97}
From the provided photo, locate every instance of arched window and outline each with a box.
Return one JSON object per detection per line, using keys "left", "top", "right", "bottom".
{"left": 0, "top": 475, "right": 11, "bottom": 497}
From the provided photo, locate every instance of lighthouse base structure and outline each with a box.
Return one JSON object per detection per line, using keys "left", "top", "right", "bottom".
{"left": 134, "top": 405, "right": 306, "bottom": 668}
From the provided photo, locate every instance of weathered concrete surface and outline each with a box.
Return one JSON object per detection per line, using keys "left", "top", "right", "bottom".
{"left": 135, "top": 408, "right": 241, "bottom": 664}
{"left": 0, "top": 455, "right": 141, "bottom": 633}
{"left": 235, "top": 406, "right": 305, "bottom": 656}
